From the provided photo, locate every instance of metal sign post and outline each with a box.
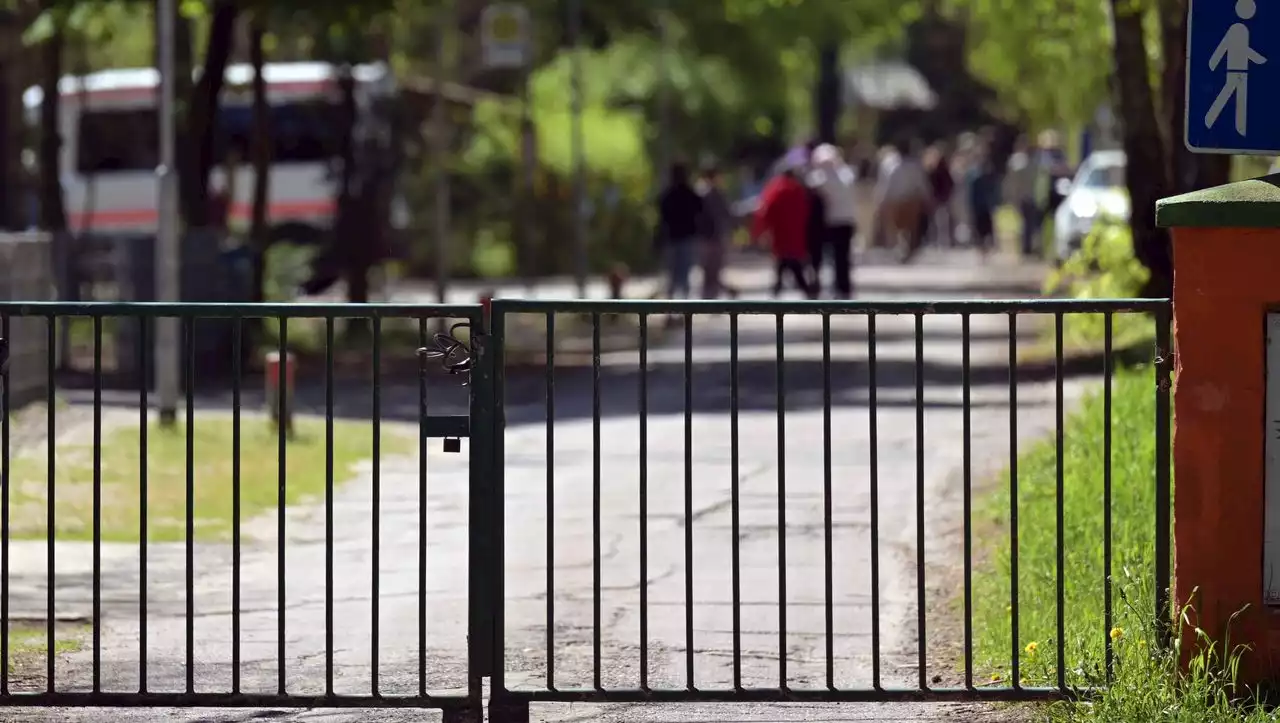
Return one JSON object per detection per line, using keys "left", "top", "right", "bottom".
{"left": 434, "top": 0, "right": 455, "bottom": 312}
{"left": 568, "top": 0, "right": 586, "bottom": 298}
{"left": 481, "top": 3, "right": 534, "bottom": 296}
{"left": 155, "top": 0, "right": 180, "bottom": 425}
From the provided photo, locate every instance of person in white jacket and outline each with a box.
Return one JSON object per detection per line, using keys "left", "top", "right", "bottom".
{"left": 807, "top": 143, "right": 859, "bottom": 298}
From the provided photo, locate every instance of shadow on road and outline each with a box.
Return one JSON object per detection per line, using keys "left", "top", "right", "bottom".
{"left": 66, "top": 342, "right": 1151, "bottom": 433}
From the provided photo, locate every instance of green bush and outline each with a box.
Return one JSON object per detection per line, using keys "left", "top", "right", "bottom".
{"left": 1042, "top": 217, "right": 1152, "bottom": 351}
{"left": 1043, "top": 215, "right": 1148, "bottom": 300}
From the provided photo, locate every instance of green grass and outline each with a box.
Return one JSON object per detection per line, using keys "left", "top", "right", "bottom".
{"left": 970, "top": 367, "right": 1273, "bottom": 721}
{"left": 3, "top": 417, "right": 412, "bottom": 543}
{"left": 6, "top": 621, "right": 87, "bottom": 677}
{"left": 971, "top": 366, "right": 1161, "bottom": 687}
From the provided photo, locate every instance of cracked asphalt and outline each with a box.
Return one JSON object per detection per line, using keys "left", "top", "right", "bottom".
{"left": 1, "top": 250, "right": 1088, "bottom": 721}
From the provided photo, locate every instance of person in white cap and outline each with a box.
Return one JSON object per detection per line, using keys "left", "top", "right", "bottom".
{"left": 807, "top": 143, "right": 858, "bottom": 297}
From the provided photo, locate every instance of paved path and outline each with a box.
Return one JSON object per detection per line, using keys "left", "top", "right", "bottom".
{"left": 2, "top": 250, "right": 1085, "bottom": 721}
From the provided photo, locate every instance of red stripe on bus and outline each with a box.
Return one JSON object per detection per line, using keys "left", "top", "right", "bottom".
{"left": 67, "top": 199, "right": 335, "bottom": 228}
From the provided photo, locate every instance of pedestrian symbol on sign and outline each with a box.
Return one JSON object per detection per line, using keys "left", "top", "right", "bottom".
{"left": 1205, "top": 0, "right": 1267, "bottom": 136}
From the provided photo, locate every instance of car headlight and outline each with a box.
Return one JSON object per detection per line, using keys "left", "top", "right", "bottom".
{"left": 1069, "top": 196, "right": 1098, "bottom": 220}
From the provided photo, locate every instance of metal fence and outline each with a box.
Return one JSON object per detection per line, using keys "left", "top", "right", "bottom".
{"left": 0, "top": 298, "right": 1171, "bottom": 721}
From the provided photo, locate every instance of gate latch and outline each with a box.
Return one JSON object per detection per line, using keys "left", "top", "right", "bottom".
{"left": 423, "top": 414, "right": 468, "bottom": 453}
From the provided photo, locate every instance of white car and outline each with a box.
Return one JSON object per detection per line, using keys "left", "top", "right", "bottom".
{"left": 1052, "top": 150, "right": 1128, "bottom": 263}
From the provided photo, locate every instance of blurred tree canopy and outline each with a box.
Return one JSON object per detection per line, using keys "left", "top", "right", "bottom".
{"left": 0, "top": 0, "right": 1214, "bottom": 295}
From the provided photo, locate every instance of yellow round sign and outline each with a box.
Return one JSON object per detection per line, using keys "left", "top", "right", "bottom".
{"left": 489, "top": 13, "right": 520, "bottom": 41}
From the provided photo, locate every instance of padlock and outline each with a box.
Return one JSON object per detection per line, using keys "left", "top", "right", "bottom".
{"left": 443, "top": 437, "right": 461, "bottom": 453}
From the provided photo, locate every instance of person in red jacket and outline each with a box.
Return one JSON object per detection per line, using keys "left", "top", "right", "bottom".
{"left": 753, "top": 158, "right": 817, "bottom": 298}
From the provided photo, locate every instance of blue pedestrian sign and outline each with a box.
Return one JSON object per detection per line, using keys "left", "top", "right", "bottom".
{"left": 1186, "top": 0, "right": 1278, "bottom": 154}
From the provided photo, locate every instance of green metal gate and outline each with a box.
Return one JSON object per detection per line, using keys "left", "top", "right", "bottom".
{"left": 0, "top": 298, "right": 1172, "bottom": 722}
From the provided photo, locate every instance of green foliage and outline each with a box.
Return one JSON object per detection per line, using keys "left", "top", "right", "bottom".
{"left": 945, "top": 0, "right": 1111, "bottom": 129}
{"left": 1045, "top": 216, "right": 1149, "bottom": 299}
{"left": 1047, "top": 600, "right": 1270, "bottom": 722}
{"left": 1042, "top": 216, "right": 1152, "bottom": 350}
{"left": 453, "top": 44, "right": 658, "bottom": 277}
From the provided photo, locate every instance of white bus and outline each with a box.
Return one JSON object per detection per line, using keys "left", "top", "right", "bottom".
{"left": 23, "top": 60, "right": 404, "bottom": 238}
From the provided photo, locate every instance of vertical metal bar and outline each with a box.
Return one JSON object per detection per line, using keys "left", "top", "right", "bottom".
{"left": 137, "top": 316, "right": 153, "bottom": 687}
{"left": 914, "top": 313, "right": 927, "bottom": 690}
{"left": 277, "top": 316, "right": 288, "bottom": 694}
{"left": 1155, "top": 305, "right": 1173, "bottom": 647}
{"left": 417, "top": 316, "right": 428, "bottom": 698}
{"left": 822, "top": 313, "right": 834, "bottom": 690}
{"left": 1103, "top": 313, "right": 1114, "bottom": 682}
{"left": 868, "top": 313, "right": 881, "bottom": 690}
{"left": 325, "top": 318, "right": 335, "bottom": 696}
{"left": 684, "top": 313, "right": 695, "bottom": 689}
{"left": 184, "top": 316, "right": 195, "bottom": 694}
{"left": 92, "top": 315, "right": 102, "bottom": 692}
{"left": 591, "top": 312, "right": 602, "bottom": 690}
{"left": 1008, "top": 313, "right": 1020, "bottom": 687}
{"left": 1054, "top": 313, "right": 1066, "bottom": 691}
{"left": 962, "top": 313, "right": 973, "bottom": 689}
{"left": 230, "top": 316, "right": 241, "bottom": 694}
{"left": 730, "top": 313, "right": 742, "bottom": 691}
{"left": 44, "top": 316, "right": 55, "bottom": 692}
{"left": 776, "top": 313, "right": 787, "bottom": 690}
{"left": 546, "top": 312, "right": 556, "bottom": 690}
{"left": 639, "top": 313, "right": 650, "bottom": 691}
{"left": 0, "top": 314, "right": 8, "bottom": 694}
{"left": 481, "top": 306, "right": 505, "bottom": 695}
{"left": 372, "top": 317, "right": 382, "bottom": 696}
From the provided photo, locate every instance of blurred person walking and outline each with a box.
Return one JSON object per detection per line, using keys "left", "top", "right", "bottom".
{"left": 965, "top": 146, "right": 1000, "bottom": 257}
{"left": 752, "top": 151, "right": 816, "bottom": 298}
{"left": 654, "top": 161, "right": 705, "bottom": 299}
{"left": 874, "top": 138, "right": 932, "bottom": 263}
{"left": 696, "top": 162, "right": 736, "bottom": 299}
{"left": 925, "top": 142, "right": 956, "bottom": 247}
{"left": 807, "top": 143, "right": 858, "bottom": 298}
{"left": 1005, "top": 134, "right": 1046, "bottom": 257}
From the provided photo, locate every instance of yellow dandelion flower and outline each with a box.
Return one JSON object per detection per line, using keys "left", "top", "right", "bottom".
{"left": 990, "top": 673, "right": 1001, "bottom": 682}
{"left": 1025, "top": 642, "right": 1038, "bottom": 654}
{"left": 1110, "top": 626, "right": 1124, "bottom": 640}
{"left": 1019, "top": 678, "right": 1028, "bottom": 687}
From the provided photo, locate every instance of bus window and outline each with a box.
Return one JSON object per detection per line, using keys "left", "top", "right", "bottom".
{"left": 77, "top": 98, "right": 346, "bottom": 173}
{"left": 216, "top": 100, "right": 343, "bottom": 164}
{"left": 76, "top": 108, "right": 159, "bottom": 173}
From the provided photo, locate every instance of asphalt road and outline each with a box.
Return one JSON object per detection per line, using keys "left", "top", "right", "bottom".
{"left": 1, "top": 249, "right": 1088, "bottom": 721}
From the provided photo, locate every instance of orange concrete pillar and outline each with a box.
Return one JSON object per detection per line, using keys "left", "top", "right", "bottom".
{"left": 1156, "top": 175, "right": 1280, "bottom": 682}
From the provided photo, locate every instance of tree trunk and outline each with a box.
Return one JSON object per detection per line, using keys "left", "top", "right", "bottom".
{"left": 38, "top": 20, "right": 66, "bottom": 231}
{"left": 179, "top": 0, "right": 239, "bottom": 229}
{"left": 335, "top": 73, "right": 365, "bottom": 299}
{"left": 1157, "top": 0, "right": 1231, "bottom": 194}
{"left": 814, "top": 42, "right": 840, "bottom": 145}
{"left": 0, "top": 8, "right": 23, "bottom": 229}
{"left": 248, "top": 15, "right": 270, "bottom": 304}
{"left": 1110, "top": 0, "right": 1173, "bottom": 298}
